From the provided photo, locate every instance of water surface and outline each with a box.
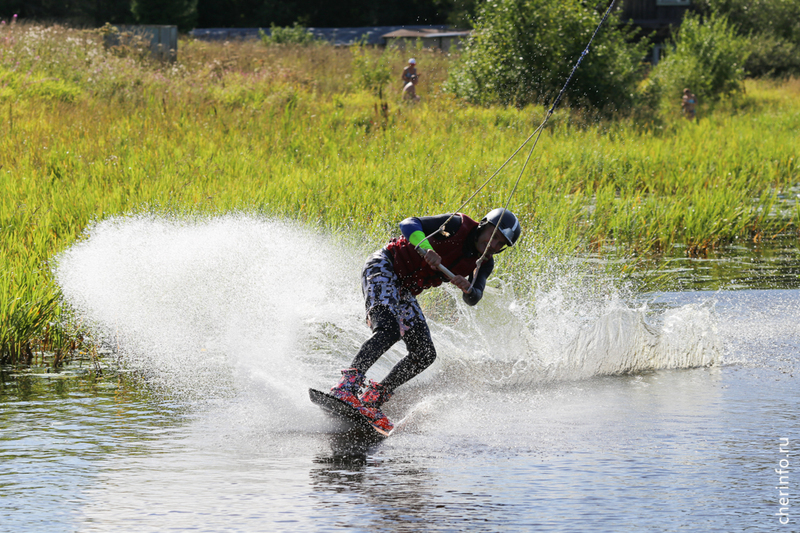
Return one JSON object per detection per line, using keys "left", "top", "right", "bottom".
{"left": 2, "top": 216, "right": 797, "bottom": 532}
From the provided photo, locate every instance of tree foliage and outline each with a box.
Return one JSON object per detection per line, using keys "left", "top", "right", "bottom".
{"left": 0, "top": 0, "right": 134, "bottom": 25}
{"left": 648, "top": 11, "right": 749, "bottom": 105}
{"left": 132, "top": 0, "right": 197, "bottom": 31}
{"left": 446, "top": 0, "right": 650, "bottom": 111}
{"left": 194, "top": 0, "right": 455, "bottom": 29}
{"left": 445, "top": 0, "right": 480, "bottom": 28}
{"left": 259, "top": 23, "right": 319, "bottom": 45}
{"left": 351, "top": 40, "right": 394, "bottom": 97}
{"left": 0, "top": 0, "right": 457, "bottom": 29}
{"left": 693, "top": 0, "right": 800, "bottom": 77}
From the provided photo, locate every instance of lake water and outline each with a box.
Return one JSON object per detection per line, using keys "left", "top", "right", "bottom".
{"left": 2, "top": 216, "right": 797, "bottom": 532}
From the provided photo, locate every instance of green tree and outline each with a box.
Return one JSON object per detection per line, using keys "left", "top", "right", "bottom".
{"left": 446, "top": 0, "right": 480, "bottom": 28}
{"left": 649, "top": 11, "right": 749, "bottom": 106}
{"left": 132, "top": 0, "right": 197, "bottom": 31}
{"left": 693, "top": 0, "right": 800, "bottom": 77}
{"left": 446, "top": 0, "right": 650, "bottom": 111}
{"left": 259, "top": 22, "right": 319, "bottom": 45}
{"left": 351, "top": 41, "right": 393, "bottom": 98}
{"left": 0, "top": 0, "right": 134, "bottom": 25}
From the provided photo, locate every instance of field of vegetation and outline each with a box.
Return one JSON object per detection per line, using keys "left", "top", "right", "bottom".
{"left": 1, "top": 22, "right": 799, "bottom": 364}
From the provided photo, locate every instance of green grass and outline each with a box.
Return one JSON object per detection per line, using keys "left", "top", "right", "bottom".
{"left": 1, "top": 22, "right": 799, "bottom": 364}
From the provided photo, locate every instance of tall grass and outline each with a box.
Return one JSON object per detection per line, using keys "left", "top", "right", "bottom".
{"left": 1, "top": 22, "right": 798, "bottom": 364}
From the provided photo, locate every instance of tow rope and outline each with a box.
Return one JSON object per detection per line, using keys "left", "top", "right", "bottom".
{"left": 416, "top": 0, "right": 619, "bottom": 290}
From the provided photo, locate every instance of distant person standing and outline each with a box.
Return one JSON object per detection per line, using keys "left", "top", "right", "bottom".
{"left": 402, "top": 58, "right": 420, "bottom": 102}
{"left": 682, "top": 88, "right": 697, "bottom": 120}
{"left": 402, "top": 58, "right": 418, "bottom": 87}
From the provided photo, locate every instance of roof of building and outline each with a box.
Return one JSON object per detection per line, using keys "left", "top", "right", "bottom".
{"left": 381, "top": 29, "right": 471, "bottom": 39}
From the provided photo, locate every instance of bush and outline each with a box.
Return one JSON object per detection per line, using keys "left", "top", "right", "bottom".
{"left": 351, "top": 42, "right": 393, "bottom": 98}
{"left": 649, "top": 11, "right": 749, "bottom": 108}
{"left": 744, "top": 33, "right": 800, "bottom": 78}
{"left": 446, "top": 0, "right": 650, "bottom": 112}
{"left": 259, "top": 23, "right": 319, "bottom": 46}
{"left": 693, "top": 0, "right": 800, "bottom": 77}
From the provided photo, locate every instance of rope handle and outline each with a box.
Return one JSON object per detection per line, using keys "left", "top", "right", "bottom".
{"left": 414, "top": 246, "right": 456, "bottom": 280}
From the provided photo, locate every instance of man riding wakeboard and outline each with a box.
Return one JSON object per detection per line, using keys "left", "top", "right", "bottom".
{"left": 328, "top": 209, "right": 522, "bottom": 432}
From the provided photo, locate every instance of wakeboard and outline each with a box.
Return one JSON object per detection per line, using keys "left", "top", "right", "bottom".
{"left": 309, "top": 388, "right": 390, "bottom": 438}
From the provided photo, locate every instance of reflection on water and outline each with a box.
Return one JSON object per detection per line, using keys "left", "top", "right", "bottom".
{"left": 0, "top": 369, "right": 185, "bottom": 533}
{"left": 322, "top": 426, "right": 385, "bottom": 459}
{"left": 659, "top": 237, "right": 800, "bottom": 291}
{"left": 310, "top": 454, "right": 441, "bottom": 530}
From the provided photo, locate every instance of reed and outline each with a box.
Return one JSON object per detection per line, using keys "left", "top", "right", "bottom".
{"left": 1, "top": 22, "right": 798, "bottom": 364}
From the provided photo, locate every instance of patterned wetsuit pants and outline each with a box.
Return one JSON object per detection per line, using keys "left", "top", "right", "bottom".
{"left": 350, "top": 250, "right": 437, "bottom": 393}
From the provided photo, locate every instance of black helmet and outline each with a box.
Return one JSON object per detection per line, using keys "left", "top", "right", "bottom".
{"left": 479, "top": 208, "right": 521, "bottom": 247}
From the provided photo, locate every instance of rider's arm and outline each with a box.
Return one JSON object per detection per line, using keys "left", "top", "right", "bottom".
{"left": 462, "top": 257, "right": 493, "bottom": 306}
{"left": 400, "top": 214, "right": 492, "bottom": 306}
{"left": 399, "top": 214, "right": 462, "bottom": 251}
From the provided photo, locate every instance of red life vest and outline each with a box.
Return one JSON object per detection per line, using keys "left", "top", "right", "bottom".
{"left": 385, "top": 214, "right": 480, "bottom": 295}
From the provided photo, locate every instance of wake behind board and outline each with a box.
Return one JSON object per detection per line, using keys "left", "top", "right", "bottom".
{"left": 309, "top": 388, "right": 390, "bottom": 439}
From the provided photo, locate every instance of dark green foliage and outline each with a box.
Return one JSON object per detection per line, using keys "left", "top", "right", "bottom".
{"left": 693, "top": 0, "right": 800, "bottom": 41}
{"left": 446, "top": 0, "right": 480, "bottom": 28}
{"left": 693, "top": 0, "right": 800, "bottom": 77}
{"left": 195, "top": 0, "right": 454, "bottom": 28}
{"left": 0, "top": 0, "right": 134, "bottom": 25}
{"left": 2, "top": 0, "right": 460, "bottom": 30}
{"left": 197, "top": 0, "right": 298, "bottom": 28}
{"left": 744, "top": 33, "right": 800, "bottom": 78}
{"left": 446, "top": 0, "right": 650, "bottom": 111}
{"left": 132, "top": 0, "right": 197, "bottom": 31}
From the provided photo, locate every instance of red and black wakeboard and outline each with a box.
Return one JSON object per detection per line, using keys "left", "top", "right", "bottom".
{"left": 309, "top": 388, "right": 390, "bottom": 439}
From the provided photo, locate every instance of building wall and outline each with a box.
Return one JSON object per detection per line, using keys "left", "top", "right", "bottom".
{"left": 386, "top": 36, "right": 464, "bottom": 51}
{"left": 618, "top": 0, "right": 691, "bottom": 27}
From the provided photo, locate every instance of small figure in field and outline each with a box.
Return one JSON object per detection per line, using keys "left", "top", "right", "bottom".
{"left": 402, "top": 58, "right": 421, "bottom": 102}
{"left": 402, "top": 58, "right": 418, "bottom": 87}
{"left": 328, "top": 209, "right": 522, "bottom": 432}
{"left": 682, "top": 88, "right": 697, "bottom": 120}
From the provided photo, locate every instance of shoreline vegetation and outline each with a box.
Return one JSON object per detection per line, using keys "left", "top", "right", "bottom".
{"left": 1, "top": 22, "right": 799, "bottom": 365}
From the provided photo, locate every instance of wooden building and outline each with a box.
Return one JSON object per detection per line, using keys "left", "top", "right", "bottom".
{"left": 381, "top": 28, "right": 472, "bottom": 51}
{"left": 618, "top": 0, "right": 692, "bottom": 32}
{"left": 617, "top": 0, "right": 693, "bottom": 63}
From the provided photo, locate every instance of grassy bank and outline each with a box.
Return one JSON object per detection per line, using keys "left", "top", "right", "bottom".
{"left": 1, "top": 23, "right": 799, "bottom": 364}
